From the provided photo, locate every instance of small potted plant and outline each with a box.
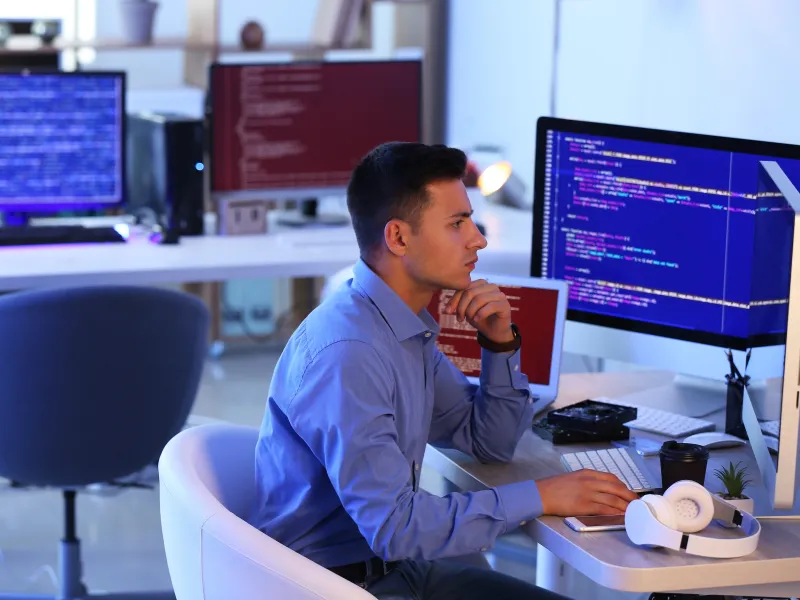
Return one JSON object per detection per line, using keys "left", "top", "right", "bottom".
{"left": 713, "top": 461, "right": 754, "bottom": 525}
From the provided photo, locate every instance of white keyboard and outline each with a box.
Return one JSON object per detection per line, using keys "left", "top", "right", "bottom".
{"left": 561, "top": 447, "right": 657, "bottom": 492}
{"left": 596, "top": 396, "right": 715, "bottom": 438}
{"left": 761, "top": 420, "right": 780, "bottom": 437}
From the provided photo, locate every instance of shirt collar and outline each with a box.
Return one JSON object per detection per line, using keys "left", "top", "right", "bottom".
{"left": 352, "top": 259, "right": 440, "bottom": 342}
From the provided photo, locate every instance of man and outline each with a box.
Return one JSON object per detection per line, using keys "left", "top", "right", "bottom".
{"left": 252, "top": 142, "right": 637, "bottom": 599}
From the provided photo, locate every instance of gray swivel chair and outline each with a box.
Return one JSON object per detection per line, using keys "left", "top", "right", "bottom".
{"left": 0, "top": 285, "right": 209, "bottom": 600}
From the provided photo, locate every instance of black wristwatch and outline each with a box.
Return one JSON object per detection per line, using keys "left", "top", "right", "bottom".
{"left": 476, "top": 323, "right": 521, "bottom": 353}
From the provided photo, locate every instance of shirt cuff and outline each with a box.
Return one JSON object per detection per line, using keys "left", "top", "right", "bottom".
{"left": 494, "top": 480, "right": 543, "bottom": 532}
{"left": 480, "top": 347, "right": 530, "bottom": 392}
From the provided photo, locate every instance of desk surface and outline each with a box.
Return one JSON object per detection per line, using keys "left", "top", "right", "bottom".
{"left": 0, "top": 198, "right": 532, "bottom": 291}
{"left": 424, "top": 370, "right": 800, "bottom": 596}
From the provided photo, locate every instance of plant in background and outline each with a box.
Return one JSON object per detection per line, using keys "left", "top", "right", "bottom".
{"left": 713, "top": 461, "right": 752, "bottom": 500}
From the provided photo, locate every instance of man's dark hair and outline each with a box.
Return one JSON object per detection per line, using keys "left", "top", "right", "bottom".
{"left": 346, "top": 142, "right": 467, "bottom": 257}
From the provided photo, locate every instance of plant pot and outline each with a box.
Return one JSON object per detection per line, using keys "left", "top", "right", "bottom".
{"left": 119, "top": 0, "right": 159, "bottom": 45}
{"left": 715, "top": 493, "right": 754, "bottom": 528}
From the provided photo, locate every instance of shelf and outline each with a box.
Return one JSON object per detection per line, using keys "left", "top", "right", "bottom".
{"left": 0, "top": 38, "right": 362, "bottom": 55}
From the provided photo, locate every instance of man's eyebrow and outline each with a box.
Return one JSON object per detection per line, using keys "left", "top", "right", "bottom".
{"left": 447, "top": 210, "right": 474, "bottom": 219}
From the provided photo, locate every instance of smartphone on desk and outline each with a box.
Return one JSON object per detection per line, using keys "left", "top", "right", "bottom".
{"left": 612, "top": 437, "right": 662, "bottom": 457}
{"left": 564, "top": 514, "right": 626, "bottom": 533}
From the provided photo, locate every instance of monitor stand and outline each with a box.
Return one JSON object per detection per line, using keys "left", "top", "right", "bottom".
{"left": 612, "top": 373, "right": 728, "bottom": 418}
{"left": 276, "top": 198, "right": 349, "bottom": 228}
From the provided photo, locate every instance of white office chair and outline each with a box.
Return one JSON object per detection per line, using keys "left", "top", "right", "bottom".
{"left": 158, "top": 423, "right": 377, "bottom": 600}
{"left": 321, "top": 264, "right": 355, "bottom": 302}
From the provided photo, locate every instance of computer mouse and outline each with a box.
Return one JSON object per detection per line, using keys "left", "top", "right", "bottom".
{"left": 682, "top": 432, "right": 747, "bottom": 449}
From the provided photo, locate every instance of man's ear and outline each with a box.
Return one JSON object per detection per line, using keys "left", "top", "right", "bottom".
{"left": 384, "top": 218, "right": 411, "bottom": 257}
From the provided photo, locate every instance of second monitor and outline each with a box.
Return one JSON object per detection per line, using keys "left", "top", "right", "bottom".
{"left": 208, "top": 59, "right": 422, "bottom": 226}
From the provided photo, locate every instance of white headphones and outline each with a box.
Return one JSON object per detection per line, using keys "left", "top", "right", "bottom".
{"left": 625, "top": 480, "right": 761, "bottom": 558}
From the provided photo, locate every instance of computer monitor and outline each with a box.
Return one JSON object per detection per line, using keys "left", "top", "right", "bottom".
{"left": 426, "top": 273, "right": 569, "bottom": 412}
{"left": 208, "top": 59, "right": 422, "bottom": 224}
{"left": 532, "top": 117, "right": 800, "bottom": 417}
{"left": 742, "top": 161, "right": 800, "bottom": 510}
{"left": 0, "top": 71, "right": 125, "bottom": 214}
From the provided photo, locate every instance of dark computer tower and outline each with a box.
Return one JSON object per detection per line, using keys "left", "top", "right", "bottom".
{"left": 126, "top": 112, "right": 205, "bottom": 237}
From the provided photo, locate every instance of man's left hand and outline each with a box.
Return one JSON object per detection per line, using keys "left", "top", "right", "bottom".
{"left": 444, "top": 279, "right": 514, "bottom": 344}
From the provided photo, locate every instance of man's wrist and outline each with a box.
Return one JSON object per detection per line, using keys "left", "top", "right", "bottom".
{"left": 477, "top": 324, "right": 521, "bottom": 353}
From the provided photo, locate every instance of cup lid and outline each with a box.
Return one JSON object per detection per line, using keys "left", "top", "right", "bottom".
{"left": 659, "top": 440, "right": 710, "bottom": 461}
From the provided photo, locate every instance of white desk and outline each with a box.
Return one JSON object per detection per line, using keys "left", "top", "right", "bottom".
{"left": 0, "top": 199, "right": 532, "bottom": 291}
{"left": 424, "top": 371, "right": 800, "bottom": 598}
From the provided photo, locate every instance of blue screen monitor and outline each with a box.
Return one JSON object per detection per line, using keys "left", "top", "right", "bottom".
{"left": 533, "top": 117, "right": 800, "bottom": 352}
{"left": 0, "top": 71, "right": 125, "bottom": 212}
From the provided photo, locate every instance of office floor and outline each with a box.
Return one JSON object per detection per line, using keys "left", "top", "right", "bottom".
{"left": 0, "top": 350, "right": 647, "bottom": 599}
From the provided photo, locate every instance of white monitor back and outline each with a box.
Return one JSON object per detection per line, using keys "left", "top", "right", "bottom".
{"left": 742, "top": 161, "right": 800, "bottom": 511}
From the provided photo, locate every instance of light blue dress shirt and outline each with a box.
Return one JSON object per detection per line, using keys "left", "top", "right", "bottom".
{"left": 251, "top": 259, "right": 543, "bottom": 568}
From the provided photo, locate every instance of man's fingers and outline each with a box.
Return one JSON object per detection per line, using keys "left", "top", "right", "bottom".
{"left": 465, "top": 292, "right": 507, "bottom": 321}
{"left": 591, "top": 493, "right": 631, "bottom": 514}
{"left": 582, "top": 470, "right": 638, "bottom": 501}
{"left": 453, "top": 282, "right": 492, "bottom": 318}
{"left": 445, "top": 290, "right": 464, "bottom": 313}
{"left": 445, "top": 280, "right": 486, "bottom": 313}
{"left": 585, "top": 502, "right": 626, "bottom": 516}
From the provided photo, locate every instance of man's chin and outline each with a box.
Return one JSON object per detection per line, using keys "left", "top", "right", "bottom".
{"left": 435, "top": 275, "right": 472, "bottom": 292}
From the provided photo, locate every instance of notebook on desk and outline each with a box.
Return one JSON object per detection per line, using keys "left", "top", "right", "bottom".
{"left": 427, "top": 274, "right": 569, "bottom": 415}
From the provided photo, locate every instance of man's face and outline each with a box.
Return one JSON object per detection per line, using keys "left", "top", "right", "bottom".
{"left": 403, "top": 179, "right": 487, "bottom": 291}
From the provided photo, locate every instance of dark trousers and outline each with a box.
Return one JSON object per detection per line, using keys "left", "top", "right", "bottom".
{"left": 365, "top": 558, "right": 571, "bottom": 600}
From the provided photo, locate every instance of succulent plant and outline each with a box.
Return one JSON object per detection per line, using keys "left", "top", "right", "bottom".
{"left": 713, "top": 461, "right": 752, "bottom": 499}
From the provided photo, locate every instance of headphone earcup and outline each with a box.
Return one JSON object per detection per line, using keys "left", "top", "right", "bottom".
{"left": 641, "top": 494, "right": 678, "bottom": 530}
{"left": 625, "top": 494, "right": 675, "bottom": 548}
{"left": 663, "top": 480, "right": 714, "bottom": 533}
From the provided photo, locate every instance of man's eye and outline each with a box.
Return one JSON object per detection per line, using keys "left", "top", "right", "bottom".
{"left": 452, "top": 220, "right": 463, "bottom": 229}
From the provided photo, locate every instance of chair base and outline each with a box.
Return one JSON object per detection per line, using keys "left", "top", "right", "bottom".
{"left": 0, "top": 539, "right": 174, "bottom": 600}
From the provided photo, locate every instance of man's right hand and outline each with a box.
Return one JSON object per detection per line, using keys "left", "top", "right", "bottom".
{"left": 537, "top": 469, "right": 639, "bottom": 516}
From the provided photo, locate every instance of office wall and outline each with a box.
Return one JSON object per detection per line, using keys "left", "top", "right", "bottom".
{"left": 447, "top": 0, "right": 800, "bottom": 194}
{"left": 446, "top": 0, "right": 555, "bottom": 194}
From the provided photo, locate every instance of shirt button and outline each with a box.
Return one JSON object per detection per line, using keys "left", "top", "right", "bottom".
{"left": 415, "top": 464, "right": 420, "bottom": 471}
{"left": 424, "top": 332, "right": 431, "bottom": 338}
{"left": 514, "top": 364, "right": 519, "bottom": 371}
{"left": 480, "top": 547, "right": 488, "bottom": 552}
{"left": 527, "top": 398, "right": 533, "bottom": 405}
{"left": 520, "top": 521, "right": 527, "bottom": 526}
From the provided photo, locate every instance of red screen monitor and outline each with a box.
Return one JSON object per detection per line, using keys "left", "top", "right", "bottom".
{"left": 426, "top": 276, "right": 569, "bottom": 398}
{"left": 209, "top": 60, "right": 422, "bottom": 196}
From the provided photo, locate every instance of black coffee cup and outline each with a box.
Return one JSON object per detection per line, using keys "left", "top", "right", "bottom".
{"left": 659, "top": 441, "right": 710, "bottom": 491}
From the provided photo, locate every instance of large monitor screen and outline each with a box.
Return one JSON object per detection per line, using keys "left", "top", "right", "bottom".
{"left": 0, "top": 71, "right": 125, "bottom": 211}
{"left": 533, "top": 117, "right": 800, "bottom": 350}
{"left": 209, "top": 60, "right": 422, "bottom": 195}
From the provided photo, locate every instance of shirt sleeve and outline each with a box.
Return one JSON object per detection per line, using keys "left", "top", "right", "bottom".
{"left": 287, "top": 340, "right": 542, "bottom": 562}
{"left": 428, "top": 344, "right": 537, "bottom": 464}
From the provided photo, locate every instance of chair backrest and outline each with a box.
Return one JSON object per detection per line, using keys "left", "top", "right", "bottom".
{"left": 0, "top": 285, "right": 209, "bottom": 486}
{"left": 158, "top": 423, "right": 377, "bottom": 600}
{"left": 320, "top": 264, "right": 355, "bottom": 302}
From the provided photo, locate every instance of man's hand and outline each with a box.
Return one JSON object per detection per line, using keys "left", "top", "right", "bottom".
{"left": 444, "top": 279, "right": 513, "bottom": 344}
{"left": 537, "top": 470, "right": 639, "bottom": 516}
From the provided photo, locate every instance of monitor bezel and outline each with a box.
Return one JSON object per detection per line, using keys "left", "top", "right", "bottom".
{"left": 0, "top": 70, "right": 127, "bottom": 213}
{"left": 532, "top": 117, "right": 800, "bottom": 351}
{"left": 206, "top": 58, "right": 424, "bottom": 199}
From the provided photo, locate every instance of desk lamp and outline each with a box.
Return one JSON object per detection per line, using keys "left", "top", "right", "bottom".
{"left": 469, "top": 147, "right": 529, "bottom": 210}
